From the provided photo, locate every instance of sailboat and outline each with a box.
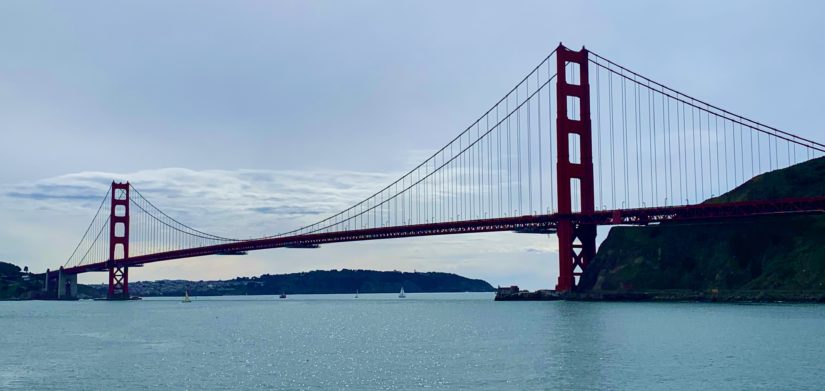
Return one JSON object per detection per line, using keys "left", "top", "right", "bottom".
{"left": 355, "top": 290, "right": 359, "bottom": 299}
{"left": 398, "top": 287, "right": 406, "bottom": 298}
{"left": 182, "top": 289, "right": 191, "bottom": 303}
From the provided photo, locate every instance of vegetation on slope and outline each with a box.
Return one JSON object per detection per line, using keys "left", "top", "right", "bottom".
{"left": 0, "top": 261, "right": 41, "bottom": 299}
{"left": 578, "top": 157, "right": 825, "bottom": 295}
{"left": 705, "top": 155, "right": 825, "bottom": 204}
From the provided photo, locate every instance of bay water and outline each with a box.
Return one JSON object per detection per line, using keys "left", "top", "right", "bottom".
{"left": 2, "top": 293, "right": 824, "bottom": 390}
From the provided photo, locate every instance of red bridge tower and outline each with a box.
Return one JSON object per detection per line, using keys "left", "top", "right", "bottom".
{"left": 555, "top": 44, "right": 596, "bottom": 292}
{"left": 107, "top": 182, "right": 130, "bottom": 299}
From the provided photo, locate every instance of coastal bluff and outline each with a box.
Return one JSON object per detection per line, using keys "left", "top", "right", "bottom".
{"left": 578, "top": 156, "right": 825, "bottom": 301}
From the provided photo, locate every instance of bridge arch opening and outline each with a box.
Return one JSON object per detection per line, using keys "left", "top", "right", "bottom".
{"left": 113, "top": 243, "right": 125, "bottom": 260}
{"left": 114, "top": 222, "right": 126, "bottom": 238}
{"left": 566, "top": 96, "right": 581, "bottom": 121}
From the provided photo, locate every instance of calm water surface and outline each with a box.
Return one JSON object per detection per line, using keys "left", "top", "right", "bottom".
{"left": 2, "top": 293, "right": 824, "bottom": 390}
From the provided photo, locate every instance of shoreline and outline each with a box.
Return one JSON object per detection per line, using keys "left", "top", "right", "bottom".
{"left": 2, "top": 291, "right": 496, "bottom": 301}
{"left": 7, "top": 290, "right": 825, "bottom": 303}
{"left": 495, "top": 289, "right": 825, "bottom": 303}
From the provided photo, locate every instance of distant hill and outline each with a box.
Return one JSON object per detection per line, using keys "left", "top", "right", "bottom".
{"left": 89, "top": 269, "right": 495, "bottom": 297}
{"left": 578, "top": 157, "right": 825, "bottom": 299}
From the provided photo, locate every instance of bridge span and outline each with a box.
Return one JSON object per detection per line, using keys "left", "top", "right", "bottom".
{"left": 45, "top": 43, "right": 825, "bottom": 299}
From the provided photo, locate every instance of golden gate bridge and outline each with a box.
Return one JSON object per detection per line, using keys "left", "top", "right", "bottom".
{"left": 45, "top": 44, "right": 825, "bottom": 299}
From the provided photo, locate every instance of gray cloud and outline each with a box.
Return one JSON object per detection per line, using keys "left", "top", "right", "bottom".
{"left": 0, "top": 168, "right": 397, "bottom": 238}
{"left": 6, "top": 192, "right": 102, "bottom": 202}
{"left": 250, "top": 206, "right": 323, "bottom": 216}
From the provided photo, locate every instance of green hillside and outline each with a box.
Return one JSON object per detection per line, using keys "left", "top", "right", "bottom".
{"left": 0, "top": 261, "right": 42, "bottom": 299}
{"left": 578, "top": 156, "right": 825, "bottom": 297}
{"left": 705, "top": 155, "right": 825, "bottom": 204}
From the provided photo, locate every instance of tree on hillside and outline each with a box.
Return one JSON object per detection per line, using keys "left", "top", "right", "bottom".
{"left": 0, "top": 261, "right": 22, "bottom": 279}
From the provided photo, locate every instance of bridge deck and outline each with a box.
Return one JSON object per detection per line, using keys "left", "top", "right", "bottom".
{"left": 62, "top": 196, "right": 825, "bottom": 275}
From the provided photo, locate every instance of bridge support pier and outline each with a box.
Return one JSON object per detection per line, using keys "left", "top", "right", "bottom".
{"left": 44, "top": 268, "right": 50, "bottom": 294}
{"left": 57, "top": 267, "right": 78, "bottom": 300}
{"left": 107, "top": 266, "right": 129, "bottom": 300}
{"left": 555, "top": 44, "right": 596, "bottom": 292}
{"left": 43, "top": 268, "right": 59, "bottom": 299}
{"left": 556, "top": 221, "right": 596, "bottom": 292}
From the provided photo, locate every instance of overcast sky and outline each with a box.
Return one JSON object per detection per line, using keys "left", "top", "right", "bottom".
{"left": 1, "top": 1, "right": 824, "bottom": 289}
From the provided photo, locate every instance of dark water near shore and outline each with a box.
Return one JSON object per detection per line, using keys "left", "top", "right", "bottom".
{"left": 2, "top": 293, "right": 824, "bottom": 390}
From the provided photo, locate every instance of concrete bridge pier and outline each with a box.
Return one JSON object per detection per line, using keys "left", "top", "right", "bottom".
{"left": 43, "top": 269, "right": 60, "bottom": 299}
{"left": 57, "top": 267, "right": 78, "bottom": 300}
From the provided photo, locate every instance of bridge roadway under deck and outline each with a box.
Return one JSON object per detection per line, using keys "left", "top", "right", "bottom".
{"left": 61, "top": 196, "right": 825, "bottom": 275}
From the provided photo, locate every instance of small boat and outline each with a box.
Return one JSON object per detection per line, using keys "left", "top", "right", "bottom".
{"left": 279, "top": 292, "right": 287, "bottom": 299}
{"left": 182, "top": 290, "right": 191, "bottom": 303}
{"left": 398, "top": 287, "right": 406, "bottom": 298}
{"left": 355, "top": 290, "right": 359, "bottom": 299}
